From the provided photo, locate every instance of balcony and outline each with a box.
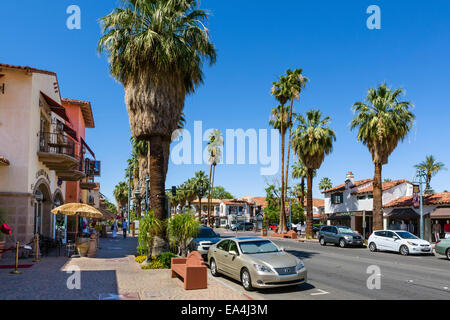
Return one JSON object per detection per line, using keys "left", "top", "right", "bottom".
{"left": 37, "top": 132, "right": 86, "bottom": 181}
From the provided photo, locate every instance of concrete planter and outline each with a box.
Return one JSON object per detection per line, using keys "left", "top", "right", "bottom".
{"left": 0, "top": 241, "right": 5, "bottom": 260}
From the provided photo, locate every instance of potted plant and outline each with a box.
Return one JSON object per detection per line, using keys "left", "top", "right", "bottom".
{"left": 0, "top": 209, "right": 11, "bottom": 260}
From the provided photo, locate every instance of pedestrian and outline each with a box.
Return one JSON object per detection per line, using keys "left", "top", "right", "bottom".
{"left": 112, "top": 219, "right": 117, "bottom": 238}
{"left": 122, "top": 218, "right": 128, "bottom": 239}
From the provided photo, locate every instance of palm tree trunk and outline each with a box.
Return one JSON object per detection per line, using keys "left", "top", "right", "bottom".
{"left": 148, "top": 135, "right": 168, "bottom": 255}
{"left": 280, "top": 127, "right": 287, "bottom": 233}
{"left": 207, "top": 163, "right": 213, "bottom": 227}
{"left": 211, "top": 165, "right": 216, "bottom": 227}
{"left": 284, "top": 99, "right": 294, "bottom": 212}
{"left": 300, "top": 177, "right": 305, "bottom": 208}
{"left": 373, "top": 163, "right": 383, "bottom": 231}
{"left": 199, "top": 197, "right": 202, "bottom": 224}
{"left": 306, "top": 169, "right": 314, "bottom": 237}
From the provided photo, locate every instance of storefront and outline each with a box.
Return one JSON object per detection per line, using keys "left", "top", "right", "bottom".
{"left": 328, "top": 211, "right": 373, "bottom": 239}
{"left": 386, "top": 208, "right": 427, "bottom": 236}
{"left": 430, "top": 207, "right": 450, "bottom": 242}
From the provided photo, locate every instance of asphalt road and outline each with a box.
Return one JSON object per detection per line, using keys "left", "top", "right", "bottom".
{"left": 214, "top": 230, "right": 450, "bottom": 300}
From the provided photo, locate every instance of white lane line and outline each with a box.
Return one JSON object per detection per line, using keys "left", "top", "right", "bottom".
{"left": 310, "top": 289, "right": 329, "bottom": 296}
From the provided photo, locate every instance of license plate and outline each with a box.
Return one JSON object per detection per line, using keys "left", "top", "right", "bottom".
{"left": 421, "top": 248, "right": 430, "bottom": 252}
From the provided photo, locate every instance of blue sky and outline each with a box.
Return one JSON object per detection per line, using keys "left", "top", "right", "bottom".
{"left": 2, "top": 0, "right": 450, "bottom": 204}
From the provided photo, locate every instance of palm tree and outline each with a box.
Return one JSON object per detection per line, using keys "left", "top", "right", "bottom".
{"left": 292, "top": 110, "right": 336, "bottom": 237}
{"left": 207, "top": 129, "right": 223, "bottom": 227}
{"left": 319, "top": 177, "right": 333, "bottom": 192}
{"left": 113, "top": 181, "right": 129, "bottom": 213}
{"left": 269, "top": 104, "right": 290, "bottom": 233}
{"left": 98, "top": 0, "right": 217, "bottom": 254}
{"left": 291, "top": 160, "right": 314, "bottom": 207}
{"left": 284, "top": 69, "right": 308, "bottom": 212}
{"left": 192, "top": 171, "right": 210, "bottom": 223}
{"left": 414, "top": 155, "right": 446, "bottom": 190}
{"left": 350, "top": 83, "right": 415, "bottom": 231}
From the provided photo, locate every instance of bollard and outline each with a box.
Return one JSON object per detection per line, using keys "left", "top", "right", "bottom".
{"left": 10, "top": 241, "right": 22, "bottom": 274}
{"left": 33, "top": 234, "right": 40, "bottom": 262}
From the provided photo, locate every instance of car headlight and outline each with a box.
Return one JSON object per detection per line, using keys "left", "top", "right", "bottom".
{"left": 407, "top": 241, "right": 418, "bottom": 246}
{"left": 253, "top": 264, "right": 273, "bottom": 273}
{"left": 344, "top": 235, "right": 351, "bottom": 240}
{"left": 296, "top": 260, "right": 305, "bottom": 271}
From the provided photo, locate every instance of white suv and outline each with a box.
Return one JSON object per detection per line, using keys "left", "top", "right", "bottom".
{"left": 368, "top": 230, "right": 432, "bottom": 256}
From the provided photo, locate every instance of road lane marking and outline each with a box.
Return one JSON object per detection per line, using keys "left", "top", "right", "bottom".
{"left": 310, "top": 289, "right": 329, "bottom": 296}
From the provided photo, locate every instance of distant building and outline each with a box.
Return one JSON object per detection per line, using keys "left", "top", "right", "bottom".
{"left": 323, "top": 171, "right": 413, "bottom": 238}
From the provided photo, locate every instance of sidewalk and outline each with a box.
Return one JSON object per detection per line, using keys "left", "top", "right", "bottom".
{"left": 0, "top": 231, "right": 250, "bottom": 300}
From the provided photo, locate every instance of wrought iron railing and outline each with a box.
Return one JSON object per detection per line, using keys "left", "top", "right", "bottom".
{"left": 39, "top": 132, "right": 79, "bottom": 160}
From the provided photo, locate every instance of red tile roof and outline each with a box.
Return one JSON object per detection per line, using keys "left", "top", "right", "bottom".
{"left": 322, "top": 179, "right": 372, "bottom": 193}
{"left": 353, "top": 179, "right": 412, "bottom": 195}
{"left": 303, "top": 198, "right": 325, "bottom": 208}
{"left": 0, "top": 63, "right": 56, "bottom": 76}
{"left": 384, "top": 192, "right": 450, "bottom": 208}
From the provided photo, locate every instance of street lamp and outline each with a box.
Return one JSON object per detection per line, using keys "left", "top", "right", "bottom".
{"left": 413, "top": 169, "right": 430, "bottom": 239}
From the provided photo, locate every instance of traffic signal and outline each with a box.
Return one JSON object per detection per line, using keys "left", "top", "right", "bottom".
{"left": 171, "top": 186, "right": 177, "bottom": 197}
{"left": 200, "top": 186, "right": 204, "bottom": 196}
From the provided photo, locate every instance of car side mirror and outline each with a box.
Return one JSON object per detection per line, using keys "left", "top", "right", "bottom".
{"left": 279, "top": 247, "right": 285, "bottom": 252}
{"left": 394, "top": 236, "right": 400, "bottom": 241}
{"left": 229, "top": 250, "right": 237, "bottom": 256}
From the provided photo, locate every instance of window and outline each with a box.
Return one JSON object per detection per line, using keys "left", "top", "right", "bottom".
{"left": 228, "top": 241, "right": 239, "bottom": 255}
{"left": 368, "top": 194, "right": 373, "bottom": 199}
{"left": 217, "top": 240, "right": 229, "bottom": 251}
{"left": 239, "top": 240, "right": 280, "bottom": 254}
{"left": 357, "top": 195, "right": 367, "bottom": 200}
{"left": 374, "top": 231, "right": 386, "bottom": 237}
{"left": 385, "top": 231, "right": 395, "bottom": 238}
{"left": 331, "top": 193, "right": 344, "bottom": 204}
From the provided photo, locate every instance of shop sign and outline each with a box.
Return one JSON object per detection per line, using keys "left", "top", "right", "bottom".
{"left": 413, "top": 184, "right": 420, "bottom": 208}
{"left": 340, "top": 212, "right": 355, "bottom": 216}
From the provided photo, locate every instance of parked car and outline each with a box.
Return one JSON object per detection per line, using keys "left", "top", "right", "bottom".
{"left": 368, "top": 230, "right": 432, "bottom": 256}
{"left": 318, "top": 225, "right": 364, "bottom": 248}
{"left": 231, "top": 222, "right": 254, "bottom": 231}
{"left": 434, "top": 238, "right": 450, "bottom": 260}
{"left": 207, "top": 237, "right": 307, "bottom": 291}
{"left": 268, "top": 224, "right": 278, "bottom": 231}
{"left": 188, "top": 226, "right": 221, "bottom": 260}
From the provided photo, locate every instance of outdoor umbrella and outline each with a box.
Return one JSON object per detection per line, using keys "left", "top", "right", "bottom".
{"left": 51, "top": 203, "right": 103, "bottom": 219}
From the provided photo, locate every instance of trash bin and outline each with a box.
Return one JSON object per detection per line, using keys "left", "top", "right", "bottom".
{"left": 261, "top": 229, "right": 268, "bottom": 237}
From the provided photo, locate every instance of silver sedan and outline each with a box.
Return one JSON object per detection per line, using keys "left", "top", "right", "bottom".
{"left": 207, "top": 237, "right": 307, "bottom": 291}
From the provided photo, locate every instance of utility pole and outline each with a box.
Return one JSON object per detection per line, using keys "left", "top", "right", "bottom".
{"left": 413, "top": 169, "right": 427, "bottom": 239}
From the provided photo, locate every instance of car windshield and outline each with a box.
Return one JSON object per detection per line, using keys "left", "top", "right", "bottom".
{"left": 197, "top": 228, "right": 216, "bottom": 238}
{"left": 239, "top": 240, "right": 280, "bottom": 254}
{"left": 337, "top": 227, "right": 354, "bottom": 234}
{"left": 396, "top": 231, "right": 418, "bottom": 240}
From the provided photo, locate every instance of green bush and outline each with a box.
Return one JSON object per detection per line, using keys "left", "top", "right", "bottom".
{"left": 159, "top": 252, "right": 177, "bottom": 268}
{"left": 135, "top": 255, "right": 147, "bottom": 264}
{"left": 141, "top": 259, "right": 164, "bottom": 269}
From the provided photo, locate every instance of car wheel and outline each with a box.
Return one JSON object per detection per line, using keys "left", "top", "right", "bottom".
{"left": 319, "top": 237, "right": 326, "bottom": 246}
{"left": 446, "top": 249, "right": 450, "bottom": 261}
{"left": 339, "top": 239, "right": 346, "bottom": 248}
{"left": 210, "top": 258, "right": 219, "bottom": 277}
{"left": 400, "top": 245, "right": 409, "bottom": 256}
{"left": 241, "top": 268, "right": 254, "bottom": 291}
{"left": 369, "top": 242, "right": 377, "bottom": 252}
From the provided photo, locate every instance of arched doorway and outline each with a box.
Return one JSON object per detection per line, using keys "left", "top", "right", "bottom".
{"left": 53, "top": 190, "right": 66, "bottom": 243}
{"left": 33, "top": 179, "right": 52, "bottom": 238}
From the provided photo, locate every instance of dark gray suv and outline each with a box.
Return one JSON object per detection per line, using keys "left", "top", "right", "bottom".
{"left": 318, "top": 225, "right": 364, "bottom": 248}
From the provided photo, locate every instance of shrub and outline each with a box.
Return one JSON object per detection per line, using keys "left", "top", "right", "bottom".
{"left": 159, "top": 252, "right": 177, "bottom": 268}
{"left": 141, "top": 256, "right": 165, "bottom": 269}
{"left": 135, "top": 255, "right": 147, "bottom": 264}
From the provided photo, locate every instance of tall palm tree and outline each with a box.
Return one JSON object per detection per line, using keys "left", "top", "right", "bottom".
{"left": 98, "top": 0, "right": 216, "bottom": 254}
{"left": 351, "top": 83, "right": 415, "bottom": 231}
{"left": 318, "top": 177, "right": 333, "bottom": 191}
{"left": 191, "top": 171, "right": 210, "bottom": 223}
{"left": 284, "top": 69, "right": 308, "bottom": 212}
{"left": 113, "top": 181, "right": 129, "bottom": 213}
{"left": 414, "top": 155, "right": 446, "bottom": 190}
{"left": 207, "top": 129, "right": 223, "bottom": 227}
{"left": 292, "top": 110, "right": 336, "bottom": 237}
{"left": 269, "top": 104, "right": 290, "bottom": 233}
{"left": 291, "top": 160, "right": 314, "bottom": 207}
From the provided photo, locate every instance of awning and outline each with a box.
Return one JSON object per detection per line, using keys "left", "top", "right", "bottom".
{"left": 328, "top": 213, "right": 352, "bottom": 220}
{"left": 430, "top": 207, "right": 450, "bottom": 219}
{"left": 81, "top": 137, "right": 95, "bottom": 159}
{"left": 40, "top": 92, "right": 71, "bottom": 123}
{"left": 387, "top": 208, "right": 428, "bottom": 220}
{"left": 63, "top": 124, "right": 78, "bottom": 142}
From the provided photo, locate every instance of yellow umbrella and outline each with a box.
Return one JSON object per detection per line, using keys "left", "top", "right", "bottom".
{"left": 51, "top": 203, "right": 103, "bottom": 219}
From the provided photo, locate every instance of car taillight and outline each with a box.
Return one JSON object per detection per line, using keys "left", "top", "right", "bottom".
{"left": 369, "top": 233, "right": 373, "bottom": 238}
{"left": 436, "top": 240, "right": 440, "bottom": 244}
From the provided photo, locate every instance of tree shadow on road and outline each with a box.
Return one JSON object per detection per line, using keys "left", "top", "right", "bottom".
{"left": 285, "top": 249, "right": 319, "bottom": 260}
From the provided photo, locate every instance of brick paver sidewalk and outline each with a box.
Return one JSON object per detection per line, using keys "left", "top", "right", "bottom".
{"left": 0, "top": 231, "right": 249, "bottom": 300}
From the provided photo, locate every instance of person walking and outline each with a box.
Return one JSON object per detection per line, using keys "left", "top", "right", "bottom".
{"left": 122, "top": 218, "right": 128, "bottom": 239}
{"left": 112, "top": 218, "right": 118, "bottom": 238}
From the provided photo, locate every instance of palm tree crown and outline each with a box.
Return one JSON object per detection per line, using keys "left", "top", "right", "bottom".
{"left": 350, "top": 83, "right": 415, "bottom": 165}
{"left": 414, "top": 155, "right": 446, "bottom": 189}
{"left": 319, "top": 177, "right": 333, "bottom": 191}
